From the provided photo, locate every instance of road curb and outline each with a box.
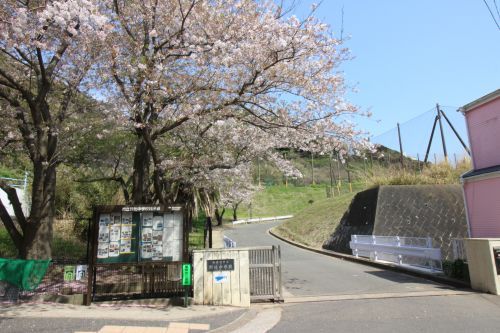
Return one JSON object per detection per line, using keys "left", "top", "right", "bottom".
{"left": 268, "top": 227, "right": 471, "bottom": 290}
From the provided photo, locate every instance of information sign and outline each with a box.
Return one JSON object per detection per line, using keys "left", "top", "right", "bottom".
{"left": 182, "top": 263, "right": 192, "bottom": 286}
{"left": 64, "top": 266, "right": 75, "bottom": 281}
{"left": 207, "top": 259, "right": 235, "bottom": 271}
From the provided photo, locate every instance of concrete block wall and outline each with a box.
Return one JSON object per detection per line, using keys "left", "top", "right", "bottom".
{"left": 323, "top": 185, "right": 468, "bottom": 261}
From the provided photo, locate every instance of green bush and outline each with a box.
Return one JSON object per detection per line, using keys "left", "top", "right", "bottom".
{"left": 442, "top": 259, "right": 470, "bottom": 283}
{"left": 0, "top": 227, "right": 87, "bottom": 259}
{"left": 0, "top": 228, "right": 17, "bottom": 258}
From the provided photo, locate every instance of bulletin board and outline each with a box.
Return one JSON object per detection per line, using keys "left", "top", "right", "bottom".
{"left": 92, "top": 205, "right": 185, "bottom": 264}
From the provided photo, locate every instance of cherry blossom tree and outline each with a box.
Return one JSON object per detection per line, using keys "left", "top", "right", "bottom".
{"left": 0, "top": 0, "right": 108, "bottom": 258}
{"left": 105, "top": 0, "right": 366, "bottom": 206}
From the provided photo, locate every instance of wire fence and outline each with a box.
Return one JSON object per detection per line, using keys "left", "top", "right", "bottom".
{"left": 371, "top": 105, "right": 470, "bottom": 167}
{"left": 252, "top": 105, "right": 471, "bottom": 189}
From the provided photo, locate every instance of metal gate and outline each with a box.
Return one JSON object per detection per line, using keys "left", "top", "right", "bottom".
{"left": 249, "top": 246, "right": 283, "bottom": 302}
{"left": 92, "top": 262, "right": 185, "bottom": 301}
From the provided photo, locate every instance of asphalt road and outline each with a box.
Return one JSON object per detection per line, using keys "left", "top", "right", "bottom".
{"left": 272, "top": 294, "right": 500, "bottom": 333}
{"left": 226, "top": 221, "right": 500, "bottom": 333}
{"left": 225, "top": 221, "right": 453, "bottom": 297}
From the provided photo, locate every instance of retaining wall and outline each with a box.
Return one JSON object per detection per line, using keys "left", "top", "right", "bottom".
{"left": 323, "top": 185, "right": 468, "bottom": 260}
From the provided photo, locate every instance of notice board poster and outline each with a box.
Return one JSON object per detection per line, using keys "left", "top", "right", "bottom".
{"left": 96, "top": 207, "right": 183, "bottom": 264}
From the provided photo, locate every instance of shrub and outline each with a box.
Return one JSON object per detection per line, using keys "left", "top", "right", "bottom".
{"left": 442, "top": 259, "right": 470, "bottom": 283}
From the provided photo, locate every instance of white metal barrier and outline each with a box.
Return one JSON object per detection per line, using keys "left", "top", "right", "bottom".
{"left": 349, "top": 235, "right": 443, "bottom": 272}
{"left": 232, "top": 215, "right": 293, "bottom": 225}
{"left": 223, "top": 235, "right": 237, "bottom": 248}
{"left": 452, "top": 238, "right": 467, "bottom": 261}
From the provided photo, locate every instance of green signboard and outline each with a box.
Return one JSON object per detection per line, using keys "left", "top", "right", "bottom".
{"left": 182, "top": 263, "right": 192, "bottom": 286}
{"left": 64, "top": 266, "right": 75, "bottom": 281}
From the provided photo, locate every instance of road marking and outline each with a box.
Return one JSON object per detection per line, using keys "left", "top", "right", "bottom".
{"left": 77, "top": 322, "right": 209, "bottom": 333}
{"left": 229, "top": 308, "right": 282, "bottom": 333}
{"left": 284, "top": 290, "right": 476, "bottom": 304}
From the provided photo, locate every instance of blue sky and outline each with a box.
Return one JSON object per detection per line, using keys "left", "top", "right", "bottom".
{"left": 293, "top": 0, "right": 500, "bottom": 147}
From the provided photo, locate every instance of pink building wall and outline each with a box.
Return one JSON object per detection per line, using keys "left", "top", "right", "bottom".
{"left": 465, "top": 97, "right": 500, "bottom": 170}
{"left": 464, "top": 176, "right": 500, "bottom": 238}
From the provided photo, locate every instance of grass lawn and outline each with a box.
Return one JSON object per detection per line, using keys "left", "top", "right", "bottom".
{"left": 273, "top": 190, "right": 358, "bottom": 249}
{"left": 223, "top": 183, "right": 365, "bottom": 249}
{"left": 226, "top": 182, "right": 363, "bottom": 220}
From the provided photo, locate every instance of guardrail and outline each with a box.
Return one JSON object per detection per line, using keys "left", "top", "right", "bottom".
{"left": 223, "top": 235, "right": 237, "bottom": 248}
{"left": 232, "top": 215, "right": 293, "bottom": 225}
{"left": 349, "top": 235, "right": 443, "bottom": 272}
{"left": 452, "top": 238, "right": 467, "bottom": 261}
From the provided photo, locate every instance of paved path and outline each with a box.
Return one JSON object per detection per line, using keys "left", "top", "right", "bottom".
{"left": 0, "top": 303, "right": 245, "bottom": 333}
{"left": 225, "top": 221, "right": 500, "bottom": 333}
{"left": 225, "top": 221, "right": 455, "bottom": 297}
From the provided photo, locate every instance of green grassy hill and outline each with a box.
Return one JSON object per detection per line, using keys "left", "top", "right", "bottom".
{"left": 273, "top": 191, "right": 358, "bottom": 248}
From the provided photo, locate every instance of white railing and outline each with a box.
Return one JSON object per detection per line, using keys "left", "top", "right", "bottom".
{"left": 0, "top": 172, "right": 30, "bottom": 217}
{"left": 223, "top": 235, "right": 237, "bottom": 248}
{"left": 349, "top": 235, "right": 443, "bottom": 272}
{"left": 452, "top": 238, "right": 467, "bottom": 261}
{"left": 232, "top": 215, "right": 293, "bottom": 225}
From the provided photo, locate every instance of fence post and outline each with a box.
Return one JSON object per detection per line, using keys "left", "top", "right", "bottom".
{"left": 426, "top": 237, "right": 432, "bottom": 248}
{"left": 436, "top": 104, "right": 448, "bottom": 163}
{"left": 397, "top": 123, "right": 405, "bottom": 169}
{"left": 311, "top": 152, "right": 315, "bottom": 185}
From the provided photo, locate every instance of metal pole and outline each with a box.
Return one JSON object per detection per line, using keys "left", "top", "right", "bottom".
{"left": 440, "top": 109, "right": 471, "bottom": 156}
{"left": 311, "top": 152, "right": 315, "bottom": 185}
{"left": 424, "top": 116, "right": 439, "bottom": 164}
{"left": 346, "top": 153, "right": 352, "bottom": 192}
{"left": 436, "top": 104, "right": 448, "bottom": 162}
{"left": 257, "top": 158, "right": 261, "bottom": 186}
{"left": 329, "top": 152, "right": 335, "bottom": 197}
{"left": 336, "top": 152, "right": 341, "bottom": 186}
{"left": 284, "top": 152, "right": 288, "bottom": 187}
{"left": 207, "top": 217, "right": 212, "bottom": 249}
{"left": 397, "top": 123, "right": 405, "bottom": 169}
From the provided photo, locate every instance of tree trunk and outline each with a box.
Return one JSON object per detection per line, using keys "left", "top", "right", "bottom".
{"left": 19, "top": 215, "right": 53, "bottom": 259}
{"left": 132, "top": 137, "right": 152, "bottom": 204}
{"left": 1, "top": 163, "right": 56, "bottom": 260}
{"left": 215, "top": 207, "right": 225, "bottom": 226}
{"left": 232, "top": 203, "right": 239, "bottom": 221}
{"left": 23, "top": 165, "right": 56, "bottom": 259}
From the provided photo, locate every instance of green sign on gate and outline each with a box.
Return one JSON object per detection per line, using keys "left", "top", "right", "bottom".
{"left": 182, "top": 263, "right": 192, "bottom": 286}
{"left": 64, "top": 266, "right": 75, "bottom": 281}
